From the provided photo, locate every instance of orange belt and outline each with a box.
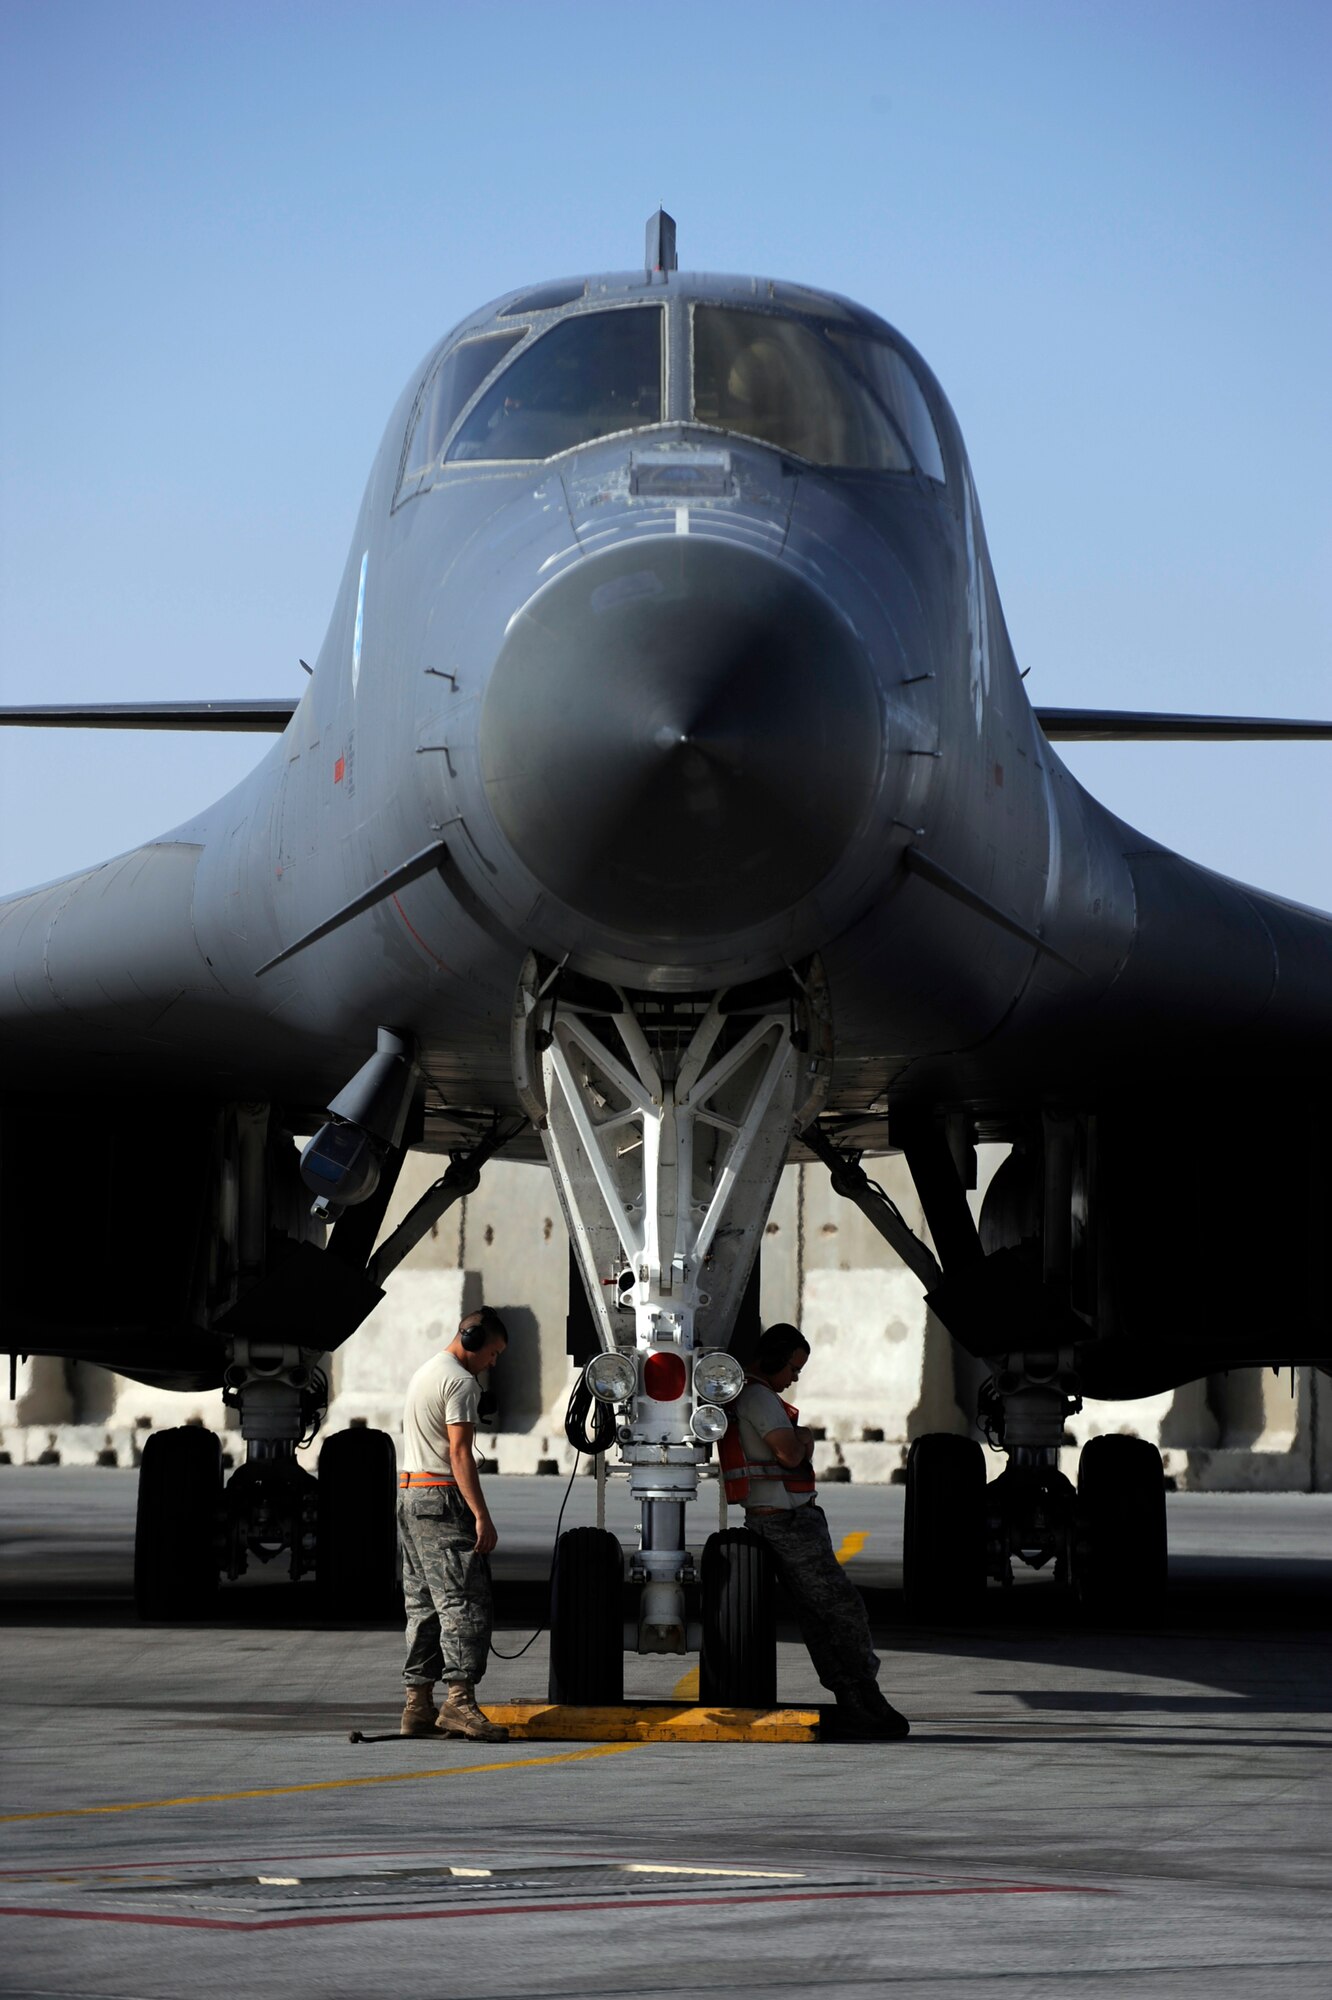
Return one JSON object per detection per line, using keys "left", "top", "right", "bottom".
{"left": 399, "top": 1471, "right": 457, "bottom": 1489}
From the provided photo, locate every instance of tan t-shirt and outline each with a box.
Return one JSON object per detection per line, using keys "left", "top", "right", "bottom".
{"left": 402, "top": 1349, "right": 482, "bottom": 1476}
{"left": 734, "top": 1379, "right": 813, "bottom": 1512}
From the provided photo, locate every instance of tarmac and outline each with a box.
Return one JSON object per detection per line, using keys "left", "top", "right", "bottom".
{"left": 1, "top": 1467, "right": 1330, "bottom": 1998}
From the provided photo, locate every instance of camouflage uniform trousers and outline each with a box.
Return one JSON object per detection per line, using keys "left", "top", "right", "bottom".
{"left": 399, "top": 1487, "right": 493, "bottom": 1688}
{"left": 745, "top": 1501, "right": 882, "bottom": 1697}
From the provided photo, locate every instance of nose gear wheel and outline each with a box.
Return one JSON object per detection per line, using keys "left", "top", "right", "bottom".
{"left": 698, "top": 1527, "right": 777, "bottom": 1707}
{"left": 548, "top": 1526, "right": 625, "bottom": 1704}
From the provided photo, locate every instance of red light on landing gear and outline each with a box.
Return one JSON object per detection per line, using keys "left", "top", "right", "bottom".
{"left": 643, "top": 1350, "right": 687, "bottom": 1401}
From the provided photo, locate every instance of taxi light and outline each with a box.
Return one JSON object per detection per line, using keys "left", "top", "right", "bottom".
{"left": 691, "top": 1404, "right": 728, "bottom": 1442}
{"left": 692, "top": 1350, "right": 745, "bottom": 1405}
{"left": 584, "top": 1352, "right": 637, "bottom": 1403}
{"left": 643, "top": 1349, "right": 688, "bottom": 1401}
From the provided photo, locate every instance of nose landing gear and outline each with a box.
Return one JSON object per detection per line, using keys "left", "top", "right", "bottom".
{"left": 517, "top": 951, "right": 831, "bottom": 1701}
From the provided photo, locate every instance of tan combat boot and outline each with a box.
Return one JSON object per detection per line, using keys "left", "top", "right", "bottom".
{"left": 436, "top": 1682, "right": 509, "bottom": 1742}
{"left": 400, "top": 1684, "right": 438, "bottom": 1737}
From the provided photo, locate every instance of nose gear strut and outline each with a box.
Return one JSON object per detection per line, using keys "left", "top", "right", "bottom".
{"left": 515, "top": 952, "right": 831, "bottom": 1685}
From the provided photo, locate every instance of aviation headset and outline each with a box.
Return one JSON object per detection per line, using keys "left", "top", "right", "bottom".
{"left": 459, "top": 1307, "right": 507, "bottom": 1354}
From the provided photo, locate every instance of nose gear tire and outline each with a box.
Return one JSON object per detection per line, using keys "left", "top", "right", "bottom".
{"left": 698, "top": 1527, "right": 777, "bottom": 1708}
{"left": 548, "top": 1526, "right": 625, "bottom": 1704}
{"left": 134, "top": 1425, "right": 223, "bottom": 1620}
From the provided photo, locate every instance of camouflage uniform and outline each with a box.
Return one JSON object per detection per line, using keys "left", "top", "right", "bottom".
{"left": 399, "top": 1486, "right": 493, "bottom": 1688}
{"left": 746, "top": 1502, "right": 881, "bottom": 1697}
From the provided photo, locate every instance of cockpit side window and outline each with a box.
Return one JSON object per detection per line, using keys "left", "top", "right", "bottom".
{"left": 399, "top": 330, "right": 526, "bottom": 494}
{"left": 691, "top": 307, "right": 911, "bottom": 473}
{"left": 448, "top": 308, "right": 663, "bottom": 462}
{"left": 826, "top": 329, "right": 946, "bottom": 482}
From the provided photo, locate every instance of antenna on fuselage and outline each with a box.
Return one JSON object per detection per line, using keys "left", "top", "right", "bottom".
{"left": 645, "top": 208, "right": 678, "bottom": 275}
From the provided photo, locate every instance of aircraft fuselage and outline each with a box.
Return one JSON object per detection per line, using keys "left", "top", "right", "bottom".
{"left": 1, "top": 256, "right": 1328, "bottom": 1516}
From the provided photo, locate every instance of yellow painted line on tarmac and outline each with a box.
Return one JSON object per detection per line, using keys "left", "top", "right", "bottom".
{"left": 0, "top": 1742, "right": 640, "bottom": 1827}
{"left": 835, "top": 1530, "right": 868, "bottom": 1563}
{"left": 672, "top": 1666, "right": 700, "bottom": 1699}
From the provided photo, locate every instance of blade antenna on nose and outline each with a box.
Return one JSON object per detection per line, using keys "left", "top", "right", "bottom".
{"left": 645, "top": 209, "right": 677, "bottom": 275}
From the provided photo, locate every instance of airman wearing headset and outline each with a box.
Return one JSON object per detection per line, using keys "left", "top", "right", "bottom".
{"left": 398, "top": 1307, "right": 509, "bottom": 1742}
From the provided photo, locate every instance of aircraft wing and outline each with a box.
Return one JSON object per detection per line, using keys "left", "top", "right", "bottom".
{"left": 2, "top": 700, "right": 1327, "bottom": 742}
{"left": 1035, "top": 707, "right": 1332, "bottom": 741}
{"left": 0, "top": 699, "right": 297, "bottom": 731}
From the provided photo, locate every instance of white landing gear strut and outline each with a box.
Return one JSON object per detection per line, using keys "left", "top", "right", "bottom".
{"left": 515, "top": 956, "right": 831, "bottom": 1661}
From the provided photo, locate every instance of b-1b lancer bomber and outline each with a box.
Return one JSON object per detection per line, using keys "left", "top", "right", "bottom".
{"left": 2, "top": 213, "right": 1328, "bottom": 1687}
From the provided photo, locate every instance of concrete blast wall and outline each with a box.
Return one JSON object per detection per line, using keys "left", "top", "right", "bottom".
{"left": 5, "top": 1149, "right": 1329, "bottom": 1490}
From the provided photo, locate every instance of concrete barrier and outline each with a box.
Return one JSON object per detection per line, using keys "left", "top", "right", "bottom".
{"left": 5, "top": 1150, "right": 1328, "bottom": 1490}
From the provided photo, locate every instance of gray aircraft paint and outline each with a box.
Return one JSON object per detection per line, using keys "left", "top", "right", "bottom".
{"left": 0, "top": 257, "right": 1327, "bottom": 1400}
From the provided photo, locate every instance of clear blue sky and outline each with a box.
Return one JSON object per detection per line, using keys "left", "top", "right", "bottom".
{"left": 2, "top": 0, "right": 1329, "bottom": 904}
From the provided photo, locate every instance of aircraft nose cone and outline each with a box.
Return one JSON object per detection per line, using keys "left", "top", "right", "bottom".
{"left": 478, "top": 539, "right": 883, "bottom": 941}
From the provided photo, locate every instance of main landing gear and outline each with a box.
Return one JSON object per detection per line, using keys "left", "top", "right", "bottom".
{"left": 903, "top": 1433, "right": 986, "bottom": 1621}
{"left": 903, "top": 1363, "right": 1168, "bottom": 1624}
{"left": 132, "top": 1345, "right": 398, "bottom": 1621}
{"left": 1074, "top": 1432, "right": 1168, "bottom": 1620}
{"left": 132, "top": 1045, "right": 522, "bottom": 1623}
{"left": 134, "top": 1425, "right": 225, "bottom": 1619}
{"left": 811, "top": 1121, "right": 1169, "bottom": 1627}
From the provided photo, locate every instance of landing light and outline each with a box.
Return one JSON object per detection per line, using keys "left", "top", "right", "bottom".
{"left": 691, "top": 1404, "right": 728, "bottom": 1442}
{"left": 693, "top": 1350, "right": 745, "bottom": 1405}
{"left": 643, "top": 1350, "right": 688, "bottom": 1401}
{"left": 585, "top": 1352, "right": 637, "bottom": 1403}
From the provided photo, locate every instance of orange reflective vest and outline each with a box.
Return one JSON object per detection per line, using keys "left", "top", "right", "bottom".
{"left": 719, "top": 1386, "right": 816, "bottom": 1504}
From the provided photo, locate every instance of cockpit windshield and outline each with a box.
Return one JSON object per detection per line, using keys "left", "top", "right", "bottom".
{"left": 691, "top": 306, "right": 943, "bottom": 478}
{"left": 826, "top": 328, "right": 946, "bottom": 482}
{"left": 400, "top": 330, "right": 525, "bottom": 491}
{"left": 449, "top": 308, "right": 663, "bottom": 461}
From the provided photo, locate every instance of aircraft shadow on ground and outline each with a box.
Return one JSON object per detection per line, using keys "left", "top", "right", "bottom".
{"left": 995, "top": 1689, "right": 1332, "bottom": 1713}
{"left": 856, "top": 1570, "right": 1332, "bottom": 1717}
{"left": 3, "top": 1566, "right": 1329, "bottom": 1719}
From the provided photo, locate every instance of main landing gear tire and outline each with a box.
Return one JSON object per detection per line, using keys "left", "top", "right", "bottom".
{"left": 903, "top": 1433, "right": 988, "bottom": 1621}
{"left": 549, "top": 1527, "right": 624, "bottom": 1704}
{"left": 1074, "top": 1434, "right": 1167, "bottom": 1625}
{"left": 134, "top": 1426, "right": 223, "bottom": 1620}
{"left": 698, "top": 1528, "right": 777, "bottom": 1709}
{"left": 317, "top": 1426, "right": 399, "bottom": 1620}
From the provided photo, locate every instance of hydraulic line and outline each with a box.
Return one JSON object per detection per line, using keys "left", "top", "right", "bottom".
{"left": 564, "top": 1372, "right": 615, "bottom": 1456}
{"left": 488, "top": 1374, "right": 612, "bottom": 1662}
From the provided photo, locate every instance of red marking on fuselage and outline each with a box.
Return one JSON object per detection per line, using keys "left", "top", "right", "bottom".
{"left": 334, "top": 756, "right": 345, "bottom": 783}
{"left": 390, "top": 893, "right": 451, "bottom": 972}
